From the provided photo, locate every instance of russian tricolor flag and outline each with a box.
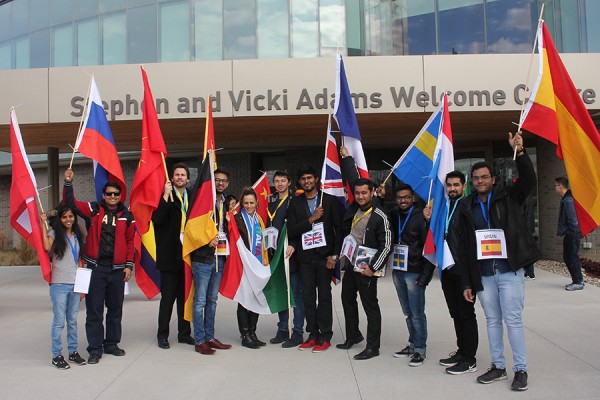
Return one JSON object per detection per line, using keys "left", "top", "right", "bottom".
{"left": 75, "top": 78, "right": 126, "bottom": 202}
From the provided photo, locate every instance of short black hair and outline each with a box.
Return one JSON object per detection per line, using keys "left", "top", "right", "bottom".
{"left": 297, "top": 165, "right": 318, "bottom": 180}
{"left": 171, "top": 162, "right": 190, "bottom": 179}
{"left": 353, "top": 178, "right": 375, "bottom": 192}
{"left": 214, "top": 168, "right": 230, "bottom": 179}
{"left": 103, "top": 181, "right": 121, "bottom": 193}
{"left": 471, "top": 162, "right": 494, "bottom": 178}
{"left": 555, "top": 176, "right": 569, "bottom": 188}
{"left": 396, "top": 183, "right": 414, "bottom": 196}
{"left": 273, "top": 170, "right": 290, "bottom": 180}
{"left": 225, "top": 194, "right": 237, "bottom": 203}
{"left": 446, "top": 170, "right": 466, "bottom": 185}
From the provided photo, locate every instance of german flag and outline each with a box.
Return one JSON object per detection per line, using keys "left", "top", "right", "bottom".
{"left": 521, "top": 22, "right": 600, "bottom": 236}
{"left": 182, "top": 152, "right": 218, "bottom": 321}
{"left": 481, "top": 239, "right": 503, "bottom": 257}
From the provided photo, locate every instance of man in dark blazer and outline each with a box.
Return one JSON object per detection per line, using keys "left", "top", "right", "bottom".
{"left": 287, "top": 165, "right": 343, "bottom": 353}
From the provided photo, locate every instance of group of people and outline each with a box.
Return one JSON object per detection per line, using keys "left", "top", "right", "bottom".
{"left": 41, "top": 130, "right": 585, "bottom": 394}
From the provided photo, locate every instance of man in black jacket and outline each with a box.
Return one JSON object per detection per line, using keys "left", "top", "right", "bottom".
{"left": 389, "top": 183, "right": 434, "bottom": 367}
{"left": 555, "top": 176, "right": 584, "bottom": 290}
{"left": 287, "top": 165, "right": 343, "bottom": 353}
{"left": 153, "top": 163, "right": 194, "bottom": 349}
{"left": 463, "top": 132, "right": 539, "bottom": 391}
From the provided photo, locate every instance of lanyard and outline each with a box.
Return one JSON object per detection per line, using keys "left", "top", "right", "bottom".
{"left": 397, "top": 206, "right": 414, "bottom": 242}
{"left": 216, "top": 196, "right": 224, "bottom": 230}
{"left": 445, "top": 199, "right": 460, "bottom": 236}
{"left": 242, "top": 209, "right": 262, "bottom": 260}
{"left": 66, "top": 233, "right": 79, "bottom": 264}
{"left": 307, "top": 192, "right": 319, "bottom": 216}
{"left": 352, "top": 207, "right": 372, "bottom": 228}
{"left": 267, "top": 193, "right": 289, "bottom": 223}
{"left": 174, "top": 189, "right": 188, "bottom": 233}
{"left": 477, "top": 193, "right": 492, "bottom": 228}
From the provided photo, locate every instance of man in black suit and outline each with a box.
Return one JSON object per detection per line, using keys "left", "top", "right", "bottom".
{"left": 287, "top": 165, "right": 343, "bottom": 353}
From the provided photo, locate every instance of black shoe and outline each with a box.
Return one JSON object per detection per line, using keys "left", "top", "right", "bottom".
{"left": 68, "top": 352, "right": 87, "bottom": 365}
{"left": 353, "top": 348, "right": 379, "bottom": 360}
{"left": 511, "top": 370, "right": 528, "bottom": 391}
{"left": 393, "top": 345, "right": 414, "bottom": 358}
{"left": 336, "top": 335, "right": 364, "bottom": 350}
{"left": 88, "top": 354, "right": 101, "bottom": 364}
{"left": 178, "top": 335, "right": 195, "bottom": 345}
{"left": 249, "top": 333, "right": 266, "bottom": 346}
{"left": 158, "top": 338, "right": 170, "bottom": 349}
{"left": 241, "top": 335, "right": 260, "bottom": 349}
{"left": 270, "top": 330, "right": 289, "bottom": 344}
{"left": 282, "top": 332, "right": 304, "bottom": 348}
{"left": 52, "top": 355, "right": 70, "bottom": 370}
{"left": 477, "top": 365, "right": 508, "bottom": 384}
{"left": 104, "top": 347, "right": 126, "bottom": 356}
{"left": 408, "top": 352, "right": 425, "bottom": 367}
{"left": 439, "top": 351, "right": 461, "bottom": 367}
{"left": 446, "top": 360, "right": 477, "bottom": 375}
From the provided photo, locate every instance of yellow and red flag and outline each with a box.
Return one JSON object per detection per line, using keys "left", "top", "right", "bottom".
{"left": 204, "top": 94, "right": 217, "bottom": 170}
{"left": 521, "top": 22, "right": 600, "bottom": 236}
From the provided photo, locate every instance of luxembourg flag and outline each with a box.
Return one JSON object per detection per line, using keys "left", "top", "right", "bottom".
{"left": 393, "top": 94, "right": 454, "bottom": 270}
{"left": 75, "top": 77, "right": 126, "bottom": 202}
{"left": 333, "top": 52, "right": 369, "bottom": 179}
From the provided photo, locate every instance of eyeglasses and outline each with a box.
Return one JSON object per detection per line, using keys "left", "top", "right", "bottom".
{"left": 215, "top": 178, "right": 229, "bottom": 183}
{"left": 104, "top": 191, "right": 121, "bottom": 197}
{"left": 396, "top": 195, "right": 413, "bottom": 201}
{"left": 471, "top": 175, "right": 492, "bottom": 182}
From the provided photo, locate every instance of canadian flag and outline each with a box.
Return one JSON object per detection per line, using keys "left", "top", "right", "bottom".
{"left": 9, "top": 108, "right": 51, "bottom": 283}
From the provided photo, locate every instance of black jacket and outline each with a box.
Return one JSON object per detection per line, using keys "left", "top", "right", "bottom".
{"left": 267, "top": 190, "right": 298, "bottom": 272}
{"left": 151, "top": 190, "right": 189, "bottom": 272}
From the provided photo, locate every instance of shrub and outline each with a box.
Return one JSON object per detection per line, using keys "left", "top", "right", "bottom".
{"left": 17, "top": 238, "right": 39, "bottom": 265}
{"left": 0, "top": 230, "right": 7, "bottom": 250}
{"left": 581, "top": 258, "right": 600, "bottom": 278}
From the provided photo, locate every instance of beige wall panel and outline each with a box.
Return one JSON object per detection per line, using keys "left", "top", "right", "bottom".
{"left": 0, "top": 69, "right": 48, "bottom": 124}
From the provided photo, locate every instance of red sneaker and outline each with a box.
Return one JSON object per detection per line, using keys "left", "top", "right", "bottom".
{"left": 298, "top": 338, "right": 318, "bottom": 351}
{"left": 312, "top": 341, "right": 331, "bottom": 353}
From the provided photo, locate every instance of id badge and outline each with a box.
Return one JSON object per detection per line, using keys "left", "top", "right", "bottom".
{"left": 216, "top": 232, "right": 230, "bottom": 256}
{"left": 262, "top": 227, "right": 279, "bottom": 251}
{"left": 302, "top": 222, "right": 327, "bottom": 250}
{"left": 340, "top": 235, "right": 358, "bottom": 261}
{"left": 475, "top": 229, "right": 507, "bottom": 260}
{"left": 389, "top": 244, "right": 409, "bottom": 271}
{"left": 442, "top": 240, "right": 455, "bottom": 270}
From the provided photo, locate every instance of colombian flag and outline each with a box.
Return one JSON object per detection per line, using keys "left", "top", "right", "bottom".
{"left": 481, "top": 239, "right": 503, "bottom": 257}
{"left": 521, "top": 22, "right": 600, "bottom": 236}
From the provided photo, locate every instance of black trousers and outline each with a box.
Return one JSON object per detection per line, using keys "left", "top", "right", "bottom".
{"left": 441, "top": 271, "right": 478, "bottom": 362}
{"left": 341, "top": 270, "right": 381, "bottom": 350}
{"left": 299, "top": 258, "right": 333, "bottom": 342}
{"left": 157, "top": 269, "right": 191, "bottom": 340}
{"left": 563, "top": 234, "right": 583, "bottom": 284}
{"left": 236, "top": 304, "right": 259, "bottom": 335}
{"left": 85, "top": 266, "right": 125, "bottom": 356}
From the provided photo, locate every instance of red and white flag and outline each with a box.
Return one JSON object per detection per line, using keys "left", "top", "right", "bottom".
{"left": 9, "top": 108, "right": 51, "bottom": 283}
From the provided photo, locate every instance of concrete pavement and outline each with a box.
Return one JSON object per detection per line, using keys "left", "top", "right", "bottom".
{"left": 0, "top": 266, "right": 599, "bottom": 400}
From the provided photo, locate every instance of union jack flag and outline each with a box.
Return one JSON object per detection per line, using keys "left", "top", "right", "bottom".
{"left": 303, "top": 230, "right": 324, "bottom": 248}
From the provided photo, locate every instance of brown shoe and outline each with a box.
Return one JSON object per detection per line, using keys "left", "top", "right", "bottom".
{"left": 208, "top": 338, "right": 232, "bottom": 350}
{"left": 194, "top": 342, "right": 216, "bottom": 355}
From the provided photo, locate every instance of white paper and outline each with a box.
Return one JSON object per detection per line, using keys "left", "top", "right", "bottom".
{"left": 301, "top": 222, "right": 327, "bottom": 250}
{"left": 475, "top": 229, "right": 508, "bottom": 260}
{"left": 124, "top": 282, "right": 130, "bottom": 295}
{"left": 442, "top": 240, "right": 456, "bottom": 270}
{"left": 73, "top": 268, "right": 92, "bottom": 294}
{"left": 340, "top": 235, "right": 358, "bottom": 261}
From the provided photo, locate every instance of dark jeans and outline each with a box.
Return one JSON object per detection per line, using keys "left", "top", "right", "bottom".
{"left": 157, "top": 269, "right": 191, "bottom": 341}
{"left": 563, "top": 234, "right": 583, "bottom": 284}
{"left": 441, "top": 271, "right": 478, "bottom": 362}
{"left": 85, "top": 266, "right": 125, "bottom": 356}
{"left": 237, "top": 304, "right": 259, "bottom": 335}
{"left": 341, "top": 270, "right": 381, "bottom": 350}
{"left": 276, "top": 270, "right": 305, "bottom": 334}
{"left": 299, "top": 258, "right": 333, "bottom": 342}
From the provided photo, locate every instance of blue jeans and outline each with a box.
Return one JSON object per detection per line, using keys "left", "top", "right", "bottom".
{"left": 392, "top": 270, "right": 427, "bottom": 355}
{"left": 478, "top": 268, "right": 527, "bottom": 372}
{"left": 276, "top": 271, "right": 304, "bottom": 334}
{"left": 192, "top": 257, "right": 225, "bottom": 344}
{"left": 49, "top": 283, "right": 81, "bottom": 356}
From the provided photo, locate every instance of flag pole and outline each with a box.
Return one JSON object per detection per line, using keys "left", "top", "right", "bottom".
{"left": 160, "top": 153, "right": 174, "bottom": 202}
{"left": 69, "top": 77, "right": 93, "bottom": 169}
{"left": 514, "top": 3, "right": 545, "bottom": 160}
{"left": 208, "top": 150, "right": 219, "bottom": 273}
{"left": 284, "top": 228, "right": 292, "bottom": 337}
{"left": 320, "top": 112, "right": 333, "bottom": 208}
{"left": 35, "top": 193, "right": 49, "bottom": 231}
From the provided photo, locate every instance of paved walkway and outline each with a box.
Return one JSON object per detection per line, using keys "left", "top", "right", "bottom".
{"left": 0, "top": 266, "right": 599, "bottom": 400}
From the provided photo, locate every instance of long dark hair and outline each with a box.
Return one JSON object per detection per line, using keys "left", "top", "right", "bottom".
{"left": 51, "top": 205, "right": 85, "bottom": 261}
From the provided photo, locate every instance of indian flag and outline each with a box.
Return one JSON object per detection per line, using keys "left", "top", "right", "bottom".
{"left": 220, "top": 218, "right": 292, "bottom": 314}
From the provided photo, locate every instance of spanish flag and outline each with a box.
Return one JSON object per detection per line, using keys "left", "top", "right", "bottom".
{"left": 481, "top": 239, "right": 503, "bottom": 257}
{"left": 182, "top": 152, "right": 218, "bottom": 321}
{"left": 521, "top": 22, "right": 600, "bottom": 236}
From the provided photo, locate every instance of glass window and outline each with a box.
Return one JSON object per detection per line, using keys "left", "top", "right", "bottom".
{"left": 128, "top": 4, "right": 158, "bottom": 63}
{"left": 319, "top": 0, "right": 344, "bottom": 57}
{"left": 585, "top": 1, "right": 600, "bottom": 52}
{"left": 486, "top": 0, "right": 533, "bottom": 54}
{"left": 160, "top": 2, "right": 190, "bottom": 62}
{"left": 345, "top": 0, "right": 363, "bottom": 55}
{"left": 291, "top": 0, "right": 318, "bottom": 58}
{"left": 30, "top": 0, "right": 50, "bottom": 32}
{"left": 0, "top": 44, "right": 11, "bottom": 69}
{"left": 30, "top": 29, "right": 50, "bottom": 68}
{"left": 559, "top": 1, "right": 580, "bottom": 52}
{"left": 364, "top": 0, "right": 385, "bottom": 56}
{"left": 257, "top": 0, "right": 289, "bottom": 58}
{"left": 0, "top": 4, "right": 10, "bottom": 42}
{"left": 11, "top": 0, "right": 28, "bottom": 38}
{"left": 223, "top": 0, "right": 256, "bottom": 60}
{"left": 53, "top": 25, "right": 73, "bottom": 66}
{"left": 128, "top": 0, "right": 156, "bottom": 8}
{"left": 77, "top": 19, "right": 99, "bottom": 66}
{"left": 52, "top": 0, "right": 74, "bottom": 26}
{"left": 15, "top": 38, "right": 30, "bottom": 68}
{"left": 100, "top": 0, "right": 125, "bottom": 13}
{"left": 402, "top": 0, "right": 436, "bottom": 55}
{"left": 103, "top": 13, "right": 126, "bottom": 64}
{"left": 438, "top": 0, "right": 484, "bottom": 54}
{"left": 77, "top": 0, "right": 99, "bottom": 19}
{"left": 194, "top": 0, "right": 223, "bottom": 60}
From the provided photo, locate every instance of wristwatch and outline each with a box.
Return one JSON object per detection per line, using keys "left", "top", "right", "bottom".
{"left": 331, "top": 255, "right": 338, "bottom": 261}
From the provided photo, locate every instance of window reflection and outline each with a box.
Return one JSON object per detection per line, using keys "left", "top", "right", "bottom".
{"left": 0, "top": 44, "right": 10, "bottom": 69}
{"left": 52, "top": 0, "right": 74, "bottom": 26}
{"left": 438, "top": 0, "right": 484, "bottom": 54}
{"left": 128, "top": 5, "right": 157, "bottom": 63}
{"left": 53, "top": 25, "right": 73, "bottom": 66}
{"left": 486, "top": 0, "right": 532, "bottom": 54}
{"left": 78, "top": 19, "right": 99, "bottom": 66}
{"left": 0, "top": 5, "right": 10, "bottom": 42}
{"left": 404, "top": 0, "right": 436, "bottom": 55}
{"left": 15, "top": 38, "right": 29, "bottom": 68}
{"left": 103, "top": 13, "right": 126, "bottom": 64}
{"left": 30, "top": 29, "right": 50, "bottom": 68}
{"left": 224, "top": 0, "right": 256, "bottom": 60}
{"left": 257, "top": 0, "right": 289, "bottom": 59}
{"left": 30, "top": 0, "right": 50, "bottom": 32}
{"left": 160, "top": 2, "right": 190, "bottom": 62}
{"left": 291, "top": 0, "right": 318, "bottom": 58}
{"left": 194, "top": 0, "right": 223, "bottom": 60}
{"left": 319, "top": 0, "right": 345, "bottom": 57}
{"left": 585, "top": 1, "right": 600, "bottom": 52}
{"left": 11, "top": 0, "right": 28, "bottom": 38}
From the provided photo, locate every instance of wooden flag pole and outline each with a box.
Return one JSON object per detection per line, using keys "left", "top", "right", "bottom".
{"left": 320, "top": 111, "right": 333, "bottom": 208}
{"left": 70, "top": 77, "right": 94, "bottom": 169}
{"left": 36, "top": 194, "right": 49, "bottom": 231}
{"left": 161, "top": 153, "right": 174, "bottom": 202}
{"left": 284, "top": 229, "right": 292, "bottom": 337}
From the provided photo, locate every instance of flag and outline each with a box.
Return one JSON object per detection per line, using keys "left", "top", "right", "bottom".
{"left": 130, "top": 66, "right": 167, "bottom": 299}
{"left": 182, "top": 153, "right": 218, "bottom": 321}
{"left": 481, "top": 239, "right": 503, "bottom": 257}
{"left": 204, "top": 94, "right": 217, "bottom": 169}
{"left": 220, "top": 218, "right": 291, "bottom": 314}
{"left": 75, "top": 77, "right": 126, "bottom": 202}
{"left": 392, "top": 94, "right": 454, "bottom": 269}
{"left": 520, "top": 22, "right": 600, "bottom": 236}
{"left": 9, "top": 108, "right": 52, "bottom": 283}
{"left": 333, "top": 51, "right": 369, "bottom": 179}
{"left": 252, "top": 172, "right": 271, "bottom": 224}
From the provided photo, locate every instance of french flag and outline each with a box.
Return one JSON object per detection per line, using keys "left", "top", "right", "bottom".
{"left": 333, "top": 52, "right": 369, "bottom": 179}
{"left": 75, "top": 78, "right": 126, "bottom": 202}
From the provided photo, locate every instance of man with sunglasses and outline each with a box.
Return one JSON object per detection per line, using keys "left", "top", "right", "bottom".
{"left": 63, "top": 168, "right": 135, "bottom": 365}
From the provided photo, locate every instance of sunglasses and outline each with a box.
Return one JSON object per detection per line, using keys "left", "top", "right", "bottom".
{"left": 104, "top": 191, "right": 121, "bottom": 197}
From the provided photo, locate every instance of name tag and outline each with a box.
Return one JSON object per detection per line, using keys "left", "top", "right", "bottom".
{"left": 262, "top": 227, "right": 279, "bottom": 251}
{"left": 442, "top": 240, "right": 455, "bottom": 270}
{"left": 475, "top": 229, "right": 507, "bottom": 260}
{"left": 302, "top": 222, "right": 327, "bottom": 250}
{"left": 73, "top": 268, "right": 92, "bottom": 294}
{"left": 340, "top": 235, "right": 358, "bottom": 261}
{"left": 216, "top": 232, "right": 230, "bottom": 256}
{"left": 389, "top": 244, "right": 409, "bottom": 271}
